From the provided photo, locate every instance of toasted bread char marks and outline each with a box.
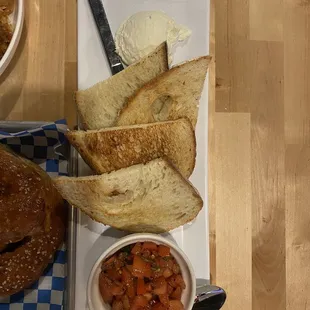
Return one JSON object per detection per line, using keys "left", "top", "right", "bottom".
{"left": 76, "top": 42, "right": 169, "bottom": 130}
{"left": 54, "top": 158, "right": 203, "bottom": 233}
{"left": 66, "top": 118, "right": 196, "bottom": 178}
{"left": 116, "top": 56, "right": 212, "bottom": 128}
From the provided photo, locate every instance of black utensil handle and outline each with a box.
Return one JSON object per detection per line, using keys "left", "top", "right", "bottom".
{"left": 192, "top": 293, "right": 226, "bottom": 310}
{"left": 88, "top": 0, "right": 124, "bottom": 75}
{"left": 111, "top": 63, "right": 124, "bottom": 75}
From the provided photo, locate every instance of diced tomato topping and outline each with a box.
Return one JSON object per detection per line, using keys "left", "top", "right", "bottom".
{"left": 158, "top": 245, "right": 170, "bottom": 257}
{"left": 131, "top": 242, "right": 142, "bottom": 255}
{"left": 137, "top": 278, "right": 147, "bottom": 295}
{"left": 156, "top": 257, "right": 165, "bottom": 268}
{"left": 114, "top": 294, "right": 123, "bottom": 301}
{"left": 99, "top": 273, "right": 113, "bottom": 303}
{"left": 143, "top": 293, "right": 153, "bottom": 301}
{"left": 157, "top": 257, "right": 173, "bottom": 269}
{"left": 131, "top": 295, "right": 148, "bottom": 310}
{"left": 152, "top": 267, "right": 164, "bottom": 279}
{"left": 159, "top": 294, "right": 170, "bottom": 307}
{"left": 112, "top": 300, "right": 123, "bottom": 310}
{"left": 102, "top": 254, "right": 116, "bottom": 268}
{"left": 114, "top": 257, "right": 125, "bottom": 270}
{"left": 122, "top": 295, "right": 130, "bottom": 310}
{"left": 121, "top": 267, "right": 133, "bottom": 285}
{"left": 170, "top": 287, "right": 182, "bottom": 300}
{"left": 145, "top": 283, "right": 152, "bottom": 292}
{"left": 99, "top": 242, "right": 185, "bottom": 310}
{"left": 132, "top": 255, "right": 152, "bottom": 278}
{"left": 167, "top": 284, "right": 174, "bottom": 295}
{"left": 152, "top": 276, "right": 167, "bottom": 295}
{"left": 107, "top": 268, "right": 122, "bottom": 281}
{"left": 110, "top": 281, "right": 124, "bottom": 296}
{"left": 174, "top": 275, "right": 186, "bottom": 290}
{"left": 169, "top": 300, "right": 185, "bottom": 310}
{"left": 142, "top": 242, "right": 158, "bottom": 251}
{"left": 151, "top": 302, "right": 167, "bottom": 310}
{"left": 172, "top": 263, "right": 180, "bottom": 275}
{"left": 168, "top": 275, "right": 186, "bottom": 289}
{"left": 142, "top": 249, "right": 152, "bottom": 259}
{"left": 126, "top": 280, "right": 136, "bottom": 299}
{"left": 163, "top": 268, "right": 173, "bottom": 279}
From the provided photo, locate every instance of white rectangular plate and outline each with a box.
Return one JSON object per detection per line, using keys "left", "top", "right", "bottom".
{"left": 77, "top": 0, "right": 210, "bottom": 308}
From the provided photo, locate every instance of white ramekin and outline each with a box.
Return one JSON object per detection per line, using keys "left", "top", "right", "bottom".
{"left": 87, "top": 233, "right": 196, "bottom": 310}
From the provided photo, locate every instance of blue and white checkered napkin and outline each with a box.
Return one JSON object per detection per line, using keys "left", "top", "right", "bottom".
{"left": 0, "top": 120, "right": 68, "bottom": 310}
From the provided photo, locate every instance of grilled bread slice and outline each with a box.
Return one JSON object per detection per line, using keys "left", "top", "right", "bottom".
{"left": 76, "top": 42, "right": 169, "bottom": 130}
{"left": 54, "top": 158, "right": 203, "bottom": 233}
{"left": 66, "top": 118, "right": 196, "bottom": 178}
{"left": 116, "top": 56, "right": 211, "bottom": 128}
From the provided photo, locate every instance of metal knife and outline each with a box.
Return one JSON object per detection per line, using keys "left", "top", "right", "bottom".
{"left": 88, "top": 0, "right": 124, "bottom": 75}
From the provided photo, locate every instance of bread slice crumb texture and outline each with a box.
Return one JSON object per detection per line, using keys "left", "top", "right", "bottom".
{"left": 54, "top": 158, "right": 203, "bottom": 233}
{"left": 117, "top": 56, "right": 212, "bottom": 128}
{"left": 66, "top": 118, "right": 196, "bottom": 178}
{"left": 76, "top": 42, "right": 169, "bottom": 129}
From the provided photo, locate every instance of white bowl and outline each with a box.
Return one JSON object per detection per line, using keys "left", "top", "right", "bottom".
{"left": 0, "top": 0, "right": 25, "bottom": 76}
{"left": 87, "top": 233, "right": 196, "bottom": 310}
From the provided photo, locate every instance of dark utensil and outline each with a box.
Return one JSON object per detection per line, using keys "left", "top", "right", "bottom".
{"left": 193, "top": 280, "right": 226, "bottom": 310}
{"left": 88, "top": 0, "right": 124, "bottom": 75}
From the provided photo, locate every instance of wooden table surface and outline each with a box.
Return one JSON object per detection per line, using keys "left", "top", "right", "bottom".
{"left": 1, "top": 1, "right": 310, "bottom": 309}
{"left": 210, "top": 0, "right": 310, "bottom": 309}
{"left": 0, "top": 0, "right": 77, "bottom": 128}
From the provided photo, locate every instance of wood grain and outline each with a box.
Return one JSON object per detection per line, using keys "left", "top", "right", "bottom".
{"left": 212, "top": 0, "right": 310, "bottom": 309}
{"left": 284, "top": 0, "right": 310, "bottom": 145}
{"left": 249, "top": 0, "right": 283, "bottom": 41}
{"left": 250, "top": 41, "right": 285, "bottom": 310}
{"left": 2, "top": 0, "right": 310, "bottom": 309}
{"left": 215, "top": 0, "right": 250, "bottom": 113}
{"left": 0, "top": 0, "right": 77, "bottom": 128}
{"left": 284, "top": 1, "right": 310, "bottom": 310}
{"left": 286, "top": 146, "right": 310, "bottom": 310}
{"left": 214, "top": 113, "right": 252, "bottom": 310}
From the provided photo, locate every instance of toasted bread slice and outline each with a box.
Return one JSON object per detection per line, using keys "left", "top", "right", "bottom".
{"left": 54, "top": 158, "right": 203, "bottom": 233}
{"left": 116, "top": 56, "right": 211, "bottom": 128}
{"left": 66, "top": 118, "right": 196, "bottom": 178}
{"left": 76, "top": 42, "right": 169, "bottom": 129}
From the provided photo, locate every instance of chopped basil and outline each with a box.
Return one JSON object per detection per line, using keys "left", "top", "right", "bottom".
{"left": 151, "top": 266, "right": 160, "bottom": 271}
